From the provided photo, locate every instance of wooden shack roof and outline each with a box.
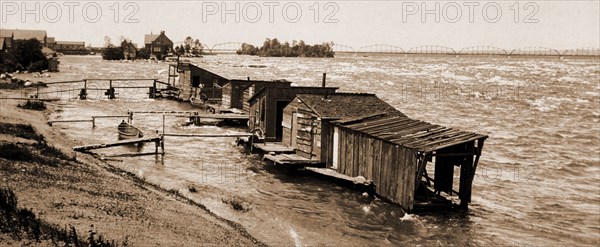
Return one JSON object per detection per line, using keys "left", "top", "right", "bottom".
{"left": 296, "top": 93, "right": 407, "bottom": 119}
{"left": 334, "top": 114, "right": 487, "bottom": 153}
{"left": 174, "top": 63, "right": 229, "bottom": 85}
{"left": 247, "top": 86, "right": 337, "bottom": 103}
{"left": 144, "top": 34, "right": 160, "bottom": 44}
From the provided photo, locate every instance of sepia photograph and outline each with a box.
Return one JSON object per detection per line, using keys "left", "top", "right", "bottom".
{"left": 0, "top": 0, "right": 598, "bottom": 246}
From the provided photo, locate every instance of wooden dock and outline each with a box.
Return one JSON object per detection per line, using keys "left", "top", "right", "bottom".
{"left": 163, "top": 133, "right": 252, "bottom": 138}
{"left": 305, "top": 167, "right": 373, "bottom": 186}
{"left": 173, "top": 114, "right": 250, "bottom": 120}
{"left": 263, "top": 153, "right": 322, "bottom": 166}
{"left": 252, "top": 142, "right": 296, "bottom": 154}
{"left": 73, "top": 135, "right": 163, "bottom": 153}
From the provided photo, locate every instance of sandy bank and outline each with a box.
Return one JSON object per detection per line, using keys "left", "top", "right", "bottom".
{"left": 0, "top": 101, "right": 264, "bottom": 246}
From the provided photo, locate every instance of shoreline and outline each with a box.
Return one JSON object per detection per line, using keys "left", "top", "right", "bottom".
{"left": 0, "top": 101, "right": 266, "bottom": 246}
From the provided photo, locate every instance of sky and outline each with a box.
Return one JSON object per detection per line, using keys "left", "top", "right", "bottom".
{"left": 1, "top": 0, "right": 599, "bottom": 50}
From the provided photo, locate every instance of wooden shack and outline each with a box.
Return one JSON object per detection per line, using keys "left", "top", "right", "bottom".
{"left": 169, "top": 63, "right": 228, "bottom": 101}
{"left": 281, "top": 93, "right": 406, "bottom": 161}
{"left": 241, "top": 80, "right": 292, "bottom": 113}
{"left": 222, "top": 79, "right": 285, "bottom": 111}
{"left": 327, "top": 114, "right": 487, "bottom": 212}
{"left": 248, "top": 87, "right": 338, "bottom": 141}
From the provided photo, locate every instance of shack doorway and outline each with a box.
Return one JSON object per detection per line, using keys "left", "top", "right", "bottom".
{"left": 275, "top": 101, "right": 287, "bottom": 141}
{"left": 192, "top": 76, "right": 201, "bottom": 88}
{"left": 331, "top": 126, "right": 339, "bottom": 169}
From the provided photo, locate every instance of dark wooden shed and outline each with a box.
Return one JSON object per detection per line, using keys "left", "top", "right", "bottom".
{"left": 222, "top": 79, "right": 287, "bottom": 111}
{"left": 281, "top": 93, "right": 406, "bottom": 161}
{"left": 327, "top": 114, "right": 487, "bottom": 212}
{"left": 169, "top": 63, "right": 228, "bottom": 101}
{"left": 241, "top": 80, "right": 292, "bottom": 113}
{"left": 248, "top": 87, "right": 338, "bottom": 141}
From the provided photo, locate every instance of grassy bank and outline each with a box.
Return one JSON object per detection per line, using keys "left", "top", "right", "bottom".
{"left": 0, "top": 103, "right": 263, "bottom": 246}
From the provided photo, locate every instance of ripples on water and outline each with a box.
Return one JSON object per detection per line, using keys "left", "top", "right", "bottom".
{"left": 12, "top": 55, "right": 598, "bottom": 246}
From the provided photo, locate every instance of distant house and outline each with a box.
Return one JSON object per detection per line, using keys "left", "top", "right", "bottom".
{"left": 248, "top": 86, "right": 339, "bottom": 141}
{"left": 121, "top": 40, "right": 138, "bottom": 60}
{"left": 144, "top": 31, "right": 173, "bottom": 60}
{"left": 0, "top": 29, "right": 48, "bottom": 48}
{"left": 54, "top": 41, "right": 86, "bottom": 54}
{"left": 46, "top": 37, "right": 56, "bottom": 49}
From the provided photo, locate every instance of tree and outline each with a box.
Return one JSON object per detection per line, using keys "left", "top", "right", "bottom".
{"left": 0, "top": 39, "right": 48, "bottom": 72}
{"left": 136, "top": 47, "right": 150, "bottom": 59}
{"left": 236, "top": 38, "right": 335, "bottom": 58}
{"left": 184, "top": 36, "right": 193, "bottom": 54}
{"left": 103, "top": 36, "right": 113, "bottom": 47}
{"left": 101, "top": 44, "right": 123, "bottom": 60}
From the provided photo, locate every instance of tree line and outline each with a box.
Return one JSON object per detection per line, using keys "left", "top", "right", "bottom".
{"left": 236, "top": 38, "right": 335, "bottom": 58}
{"left": 0, "top": 39, "right": 48, "bottom": 73}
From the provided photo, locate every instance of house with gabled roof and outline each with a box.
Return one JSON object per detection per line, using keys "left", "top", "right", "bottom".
{"left": 121, "top": 40, "right": 138, "bottom": 60}
{"left": 144, "top": 31, "right": 173, "bottom": 60}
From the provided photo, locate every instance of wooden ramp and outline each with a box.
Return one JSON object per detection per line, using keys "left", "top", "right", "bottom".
{"left": 252, "top": 142, "right": 296, "bottom": 154}
{"left": 263, "top": 153, "right": 321, "bottom": 166}
{"left": 305, "top": 167, "right": 373, "bottom": 186}
{"left": 73, "top": 135, "right": 162, "bottom": 152}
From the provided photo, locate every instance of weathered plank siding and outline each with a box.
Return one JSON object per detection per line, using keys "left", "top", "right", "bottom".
{"left": 221, "top": 83, "right": 232, "bottom": 108}
{"left": 176, "top": 64, "right": 228, "bottom": 101}
{"left": 331, "top": 126, "right": 418, "bottom": 210}
{"left": 281, "top": 99, "right": 322, "bottom": 159}
{"left": 249, "top": 87, "right": 337, "bottom": 141}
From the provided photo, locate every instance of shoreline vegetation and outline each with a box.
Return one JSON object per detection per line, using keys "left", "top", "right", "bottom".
{"left": 237, "top": 38, "right": 335, "bottom": 58}
{"left": 0, "top": 39, "right": 49, "bottom": 73}
{"left": 0, "top": 103, "right": 263, "bottom": 246}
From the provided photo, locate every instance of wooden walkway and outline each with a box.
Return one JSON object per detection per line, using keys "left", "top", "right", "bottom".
{"left": 305, "top": 167, "right": 373, "bottom": 186}
{"left": 252, "top": 142, "right": 296, "bottom": 154}
{"left": 174, "top": 114, "right": 250, "bottom": 120}
{"left": 263, "top": 153, "right": 321, "bottom": 166}
{"left": 73, "top": 135, "right": 162, "bottom": 152}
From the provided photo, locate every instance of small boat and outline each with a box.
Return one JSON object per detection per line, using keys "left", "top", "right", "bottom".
{"left": 118, "top": 120, "right": 144, "bottom": 139}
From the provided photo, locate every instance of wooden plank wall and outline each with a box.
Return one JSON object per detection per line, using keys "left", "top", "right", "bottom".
{"left": 281, "top": 99, "right": 322, "bottom": 159}
{"left": 222, "top": 84, "right": 232, "bottom": 108}
{"left": 334, "top": 128, "right": 418, "bottom": 210}
{"left": 242, "top": 85, "right": 253, "bottom": 113}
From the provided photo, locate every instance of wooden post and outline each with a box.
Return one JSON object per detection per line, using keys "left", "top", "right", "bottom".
{"left": 161, "top": 135, "right": 165, "bottom": 154}
{"left": 35, "top": 85, "right": 39, "bottom": 98}
{"left": 92, "top": 117, "right": 96, "bottom": 128}
{"left": 152, "top": 80, "right": 157, "bottom": 98}
{"left": 80, "top": 79, "right": 87, "bottom": 99}
{"left": 162, "top": 115, "right": 165, "bottom": 135}
{"left": 108, "top": 80, "right": 115, "bottom": 99}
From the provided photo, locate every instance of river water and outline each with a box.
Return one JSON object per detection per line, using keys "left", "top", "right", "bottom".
{"left": 10, "top": 54, "right": 599, "bottom": 246}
